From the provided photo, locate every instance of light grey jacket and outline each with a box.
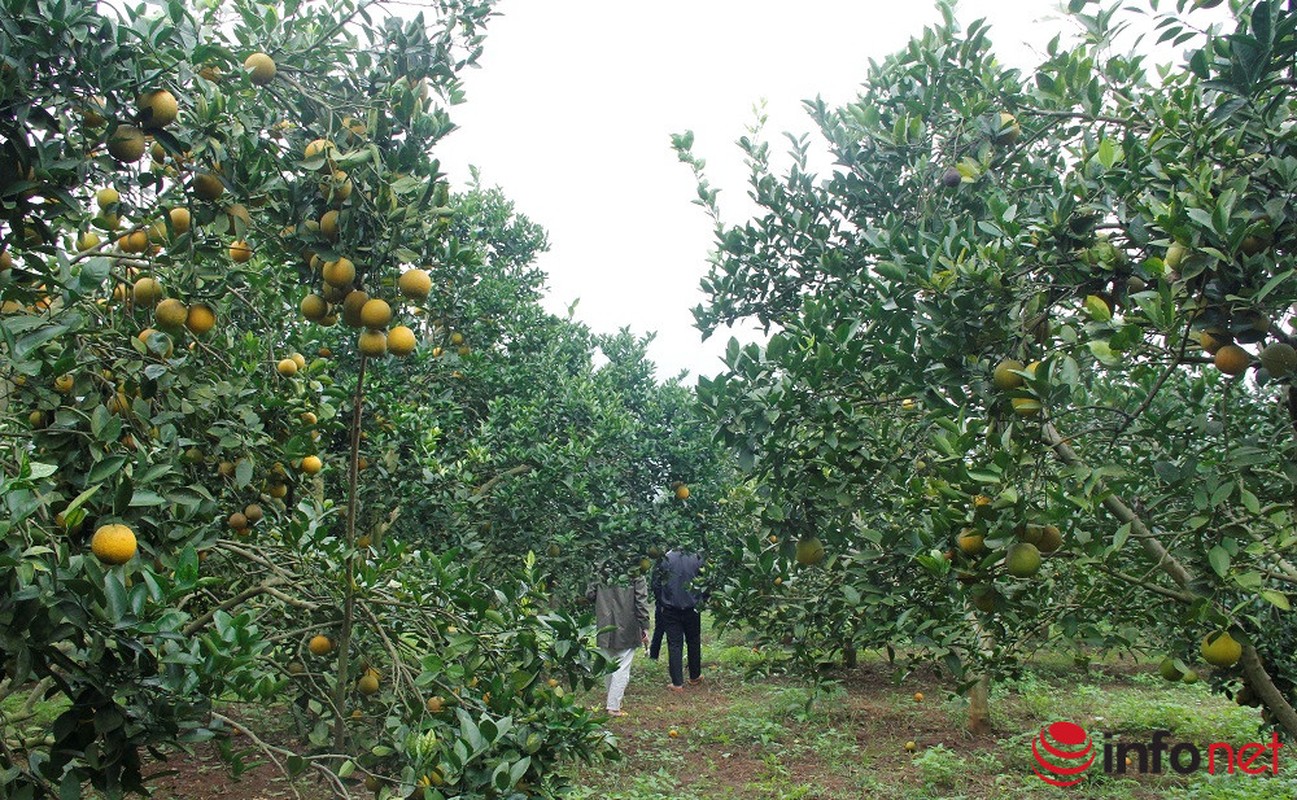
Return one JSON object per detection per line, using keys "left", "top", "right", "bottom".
{"left": 586, "top": 577, "right": 650, "bottom": 651}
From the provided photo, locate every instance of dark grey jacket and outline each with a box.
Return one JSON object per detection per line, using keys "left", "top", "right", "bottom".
{"left": 654, "top": 549, "right": 703, "bottom": 609}
{"left": 586, "top": 576, "right": 650, "bottom": 651}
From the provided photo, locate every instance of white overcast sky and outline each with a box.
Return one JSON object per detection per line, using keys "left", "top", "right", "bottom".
{"left": 435, "top": 1, "right": 1212, "bottom": 383}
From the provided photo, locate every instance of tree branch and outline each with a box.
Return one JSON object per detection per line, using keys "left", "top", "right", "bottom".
{"left": 1042, "top": 421, "right": 1297, "bottom": 739}
{"left": 182, "top": 578, "right": 289, "bottom": 636}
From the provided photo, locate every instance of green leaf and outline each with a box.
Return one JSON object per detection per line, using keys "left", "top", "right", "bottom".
{"left": 105, "top": 573, "right": 129, "bottom": 621}
{"left": 235, "top": 459, "right": 253, "bottom": 488}
{"left": 89, "top": 456, "right": 127, "bottom": 484}
{"left": 27, "top": 462, "right": 57, "bottom": 480}
{"left": 1208, "top": 545, "right": 1231, "bottom": 578}
{"left": 1083, "top": 295, "right": 1112, "bottom": 322}
{"left": 1111, "top": 522, "right": 1131, "bottom": 553}
{"left": 1260, "top": 590, "right": 1290, "bottom": 611}
{"left": 1097, "top": 138, "right": 1119, "bottom": 169}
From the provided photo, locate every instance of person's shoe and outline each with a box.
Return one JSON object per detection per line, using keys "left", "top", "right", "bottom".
{"left": 606, "top": 708, "right": 629, "bottom": 717}
{"left": 667, "top": 684, "right": 684, "bottom": 694}
{"left": 687, "top": 676, "right": 704, "bottom": 686}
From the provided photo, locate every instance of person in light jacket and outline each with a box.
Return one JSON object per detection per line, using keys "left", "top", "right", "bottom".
{"left": 586, "top": 570, "right": 650, "bottom": 716}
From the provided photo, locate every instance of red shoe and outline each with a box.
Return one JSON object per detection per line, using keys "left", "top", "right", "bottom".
{"left": 688, "top": 676, "right": 704, "bottom": 686}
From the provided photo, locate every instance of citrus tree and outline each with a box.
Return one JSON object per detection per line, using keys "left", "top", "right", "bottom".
{"left": 0, "top": 0, "right": 622, "bottom": 796}
{"left": 679, "top": 0, "right": 1297, "bottom": 737}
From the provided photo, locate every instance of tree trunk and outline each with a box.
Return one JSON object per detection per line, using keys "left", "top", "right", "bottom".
{"left": 967, "top": 674, "right": 991, "bottom": 735}
{"left": 842, "top": 643, "right": 858, "bottom": 669}
{"left": 964, "top": 610, "right": 995, "bottom": 735}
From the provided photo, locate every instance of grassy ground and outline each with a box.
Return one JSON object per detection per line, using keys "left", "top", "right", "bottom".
{"left": 42, "top": 621, "right": 1297, "bottom": 799}
{"left": 562, "top": 625, "right": 1297, "bottom": 800}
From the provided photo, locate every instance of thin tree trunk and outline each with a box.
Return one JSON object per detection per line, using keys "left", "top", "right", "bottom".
{"left": 965, "top": 610, "right": 994, "bottom": 735}
{"left": 967, "top": 675, "right": 991, "bottom": 735}
{"left": 842, "top": 643, "right": 858, "bottom": 669}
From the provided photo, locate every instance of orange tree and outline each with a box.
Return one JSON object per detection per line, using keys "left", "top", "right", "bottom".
{"left": 0, "top": 0, "right": 618, "bottom": 797}
{"left": 678, "top": 0, "right": 1297, "bottom": 736}
{"left": 343, "top": 184, "right": 741, "bottom": 600}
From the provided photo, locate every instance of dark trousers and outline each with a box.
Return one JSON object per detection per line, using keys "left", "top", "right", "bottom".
{"left": 649, "top": 601, "right": 665, "bottom": 659}
{"left": 661, "top": 605, "right": 701, "bottom": 686}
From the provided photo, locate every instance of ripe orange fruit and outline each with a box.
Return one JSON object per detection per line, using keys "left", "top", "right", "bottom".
{"left": 54, "top": 373, "right": 74, "bottom": 394}
{"left": 168, "top": 207, "right": 191, "bottom": 234}
{"left": 244, "top": 52, "right": 276, "bottom": 85}
{"left": 229, "top": 240, "right": 253, "bottom": 263}
{"left": 137, "top": 90, "right": 178, "bottom": 128}
{"left": 340, "top": 290, "right": 369, "bottom": 327}
{"left": 399, "top": 269, "right": 432, "bottom": 299}
{"left": 107, "top": 125, "right": 146, "bottom": 162}
{"left": 320, "top": 209, "right": 340, "bottom": 240}
{"left": 323, "top": 169, "right": 352, "bottom": 203}
{"left": 323, "top": 257, "right": 355, "bottom": 288}
{"left": 300, "top": 293, "right": 328, "bottom": 321}
{"left": 674, "top": 485, "right": 690, "bottom": 501}
{"left": 360, "top": 299, "right": 392, "bottom": 329}
{"left": 358, "top": 329, "right": 387, "bottom": 358}
{"left": 155, "top": 298, "right": 188, "bottom": 329}
{"left": 308, "top": 635, "right": 333, "bottom": 655}
{"left": 956, "top": 528, "right": 986, "bottom": 555}
{"left": 96, "top": 187, "right": 120, "bottom": 208}
{"left": 277, "top": 358, "right": 298, "bottom": 377}
{"left": 119, "top": 230, "right": 149, "bottom": 254}
{"left": 192, "top": 172, "right": 224, "bottom": 201}
{"left": 1201, "top": 631, "right": 1243, "bottom": 667}
{"left": 913, "top": 692, "right": 924, "bottom": 702}
{"left": 300, "top": 455, "right": 323, "bottom": 474}
{"left": 244, "top": 504, "right": 263, "bottom": 523}
{"left": 387, "top": 325, "right": 416, "bottom": 356}
{"left": 304, "top": 138, "right": 333, "bottom": 160}
{"left": 1037, "top": 524, "right": 1063, "bottom": 554}
{"left": 1214, "top": 344, "right": 1251, "bottom": 376}
{"left": 91, "top": 523, "right": 137, "bottom": 565}
{"left": 992, "top": 358, "right": 1025, "bottom": 391}
{"left": 132, "top": 277, "right": 164, "bottom": 307}
{"left": 358, "top": 673, "right": 380, "bottom": 695}
{"left": 291, "top": 352, "right": 307, "bottom": 371}
{"left": 186, "top": 303, "right": 216, "bottom": 334}
{"left": 426, "top": 695, "right": 445, "bottom": 713}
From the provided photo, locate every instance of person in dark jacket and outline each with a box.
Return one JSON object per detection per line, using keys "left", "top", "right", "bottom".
{"left": 651, "top": 548, "right": 704, "bottom": 691}
{"left": 586, "top": 570, "right": 650, "bottom": 716}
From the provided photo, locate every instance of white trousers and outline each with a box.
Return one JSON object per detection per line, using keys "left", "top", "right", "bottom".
{"left": 603, "top": 647, "right": 636, "bottom": 711}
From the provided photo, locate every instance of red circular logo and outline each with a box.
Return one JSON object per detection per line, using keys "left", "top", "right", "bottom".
{"left": 1032, "top": 721, "right": 1095, "bottom": 787}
